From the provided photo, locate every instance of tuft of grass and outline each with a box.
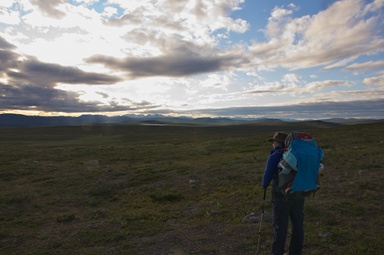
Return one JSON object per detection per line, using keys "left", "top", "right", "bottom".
{"left": 150, "top": 189, "right": 184, "bottom": 203}
{"left": 56, "top": 214, "right": 76, "bottom": 224}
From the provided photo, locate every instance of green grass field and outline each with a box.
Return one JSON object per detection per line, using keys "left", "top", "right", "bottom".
{"left": 0, "top": 122, "right": 383, "bottom": 254}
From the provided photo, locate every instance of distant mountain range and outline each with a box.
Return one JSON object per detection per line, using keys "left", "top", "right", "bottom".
{"left": 0, "top": 113, "right": 382, "bottom": 128}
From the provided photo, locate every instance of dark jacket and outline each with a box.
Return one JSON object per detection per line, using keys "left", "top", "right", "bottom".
{"left": 262, "top": 146, "right": 285, "bottom": 189}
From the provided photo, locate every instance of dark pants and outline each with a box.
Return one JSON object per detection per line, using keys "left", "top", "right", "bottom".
{"left": 271, "top": 191, "right": 305, "bottom": 255}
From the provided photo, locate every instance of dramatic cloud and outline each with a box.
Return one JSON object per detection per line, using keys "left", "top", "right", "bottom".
{"left": 85, "top": 51, "right": 245, "bottom": 79}
{"left": 0, "top": 36, "right": 130, "bottom": 113}
{"left": 11, "top": 60, "right": 122, "bottom": 86}
{"left": 248, "top": 0, "right": 384, "bottom": 70}
{"left": 0, "top": 0, "right": 383, "bottom": 119}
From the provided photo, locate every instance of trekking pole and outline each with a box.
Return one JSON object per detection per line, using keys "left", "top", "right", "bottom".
{"left": 256, "top": 188, "right": 267, "bottom": 254}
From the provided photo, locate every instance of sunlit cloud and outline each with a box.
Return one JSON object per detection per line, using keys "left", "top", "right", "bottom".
{"left": 345, "top": 61, "right": 384, "bottom": 72}
{"left": 364, "top": 75, "right": 384, "bottom": 87}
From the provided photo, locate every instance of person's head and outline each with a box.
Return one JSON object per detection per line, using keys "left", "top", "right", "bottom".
{"left": 268, "top": 132, "right": 288, "bottom": 148}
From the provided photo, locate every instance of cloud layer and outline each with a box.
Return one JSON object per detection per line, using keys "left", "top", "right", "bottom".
{"left": 0, "top": 0, "right": 383, "bottom": 119}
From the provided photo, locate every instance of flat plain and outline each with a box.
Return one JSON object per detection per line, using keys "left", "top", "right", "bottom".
{"left": 0, "top": 121, "right": 383, "bottom": 254}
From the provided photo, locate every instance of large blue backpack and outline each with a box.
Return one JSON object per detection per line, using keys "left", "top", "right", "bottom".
{"left": 278, "top": 132, "right": 324, "bottom": 197}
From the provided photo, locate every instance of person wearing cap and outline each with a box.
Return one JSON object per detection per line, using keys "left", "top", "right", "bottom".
{"left": 262, "top": 132, "right": 305, "bottom": 255}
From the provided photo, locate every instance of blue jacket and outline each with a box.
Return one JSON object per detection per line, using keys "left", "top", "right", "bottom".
{"left": 262, "top": 146, "right": 285, "bottom": 189}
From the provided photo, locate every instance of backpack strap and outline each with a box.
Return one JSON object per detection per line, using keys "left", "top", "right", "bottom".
{"left": 274, "top": 148, "right": 285, "bottom": 155}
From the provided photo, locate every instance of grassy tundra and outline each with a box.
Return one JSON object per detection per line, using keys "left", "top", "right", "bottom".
{"left": 0, "top": 121, "right": 383, "bottom": 254}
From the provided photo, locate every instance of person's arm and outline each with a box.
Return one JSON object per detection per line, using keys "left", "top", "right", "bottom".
{"left": 262, "top": 153, "right": 281, "bottom": 189}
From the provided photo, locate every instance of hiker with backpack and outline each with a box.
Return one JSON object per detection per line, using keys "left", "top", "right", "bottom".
{"left": 261, "top": 131, "right": 324, "bottom": 255}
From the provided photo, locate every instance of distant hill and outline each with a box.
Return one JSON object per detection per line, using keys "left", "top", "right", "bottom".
{"left": 0, "top": 113, "right": 382, "bottom": 128}
{"left": 321, "top": 118, "right": 384, "bottom": 125}
{"left": 0, "top": 113, "right": 280, "bottom": 128}
{"left": 0, "top": 114, "right": 121, "bottom": 128}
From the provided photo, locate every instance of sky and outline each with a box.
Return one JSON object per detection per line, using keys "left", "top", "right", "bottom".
{"left": 0, "top": 0, "right": 383, "bottom": 120}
